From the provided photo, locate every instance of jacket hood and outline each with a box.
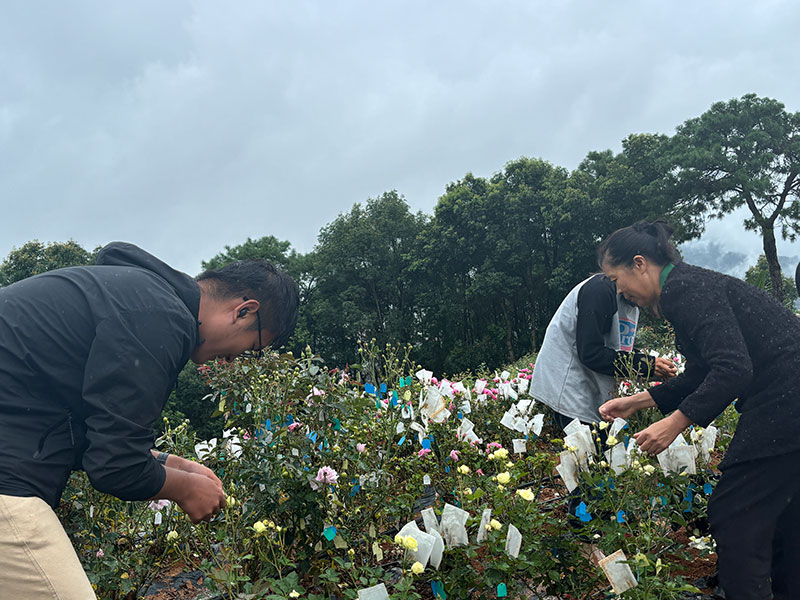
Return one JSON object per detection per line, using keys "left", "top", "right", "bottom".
{"left": 95, "top": 242, "right": 201, "bottom": 319}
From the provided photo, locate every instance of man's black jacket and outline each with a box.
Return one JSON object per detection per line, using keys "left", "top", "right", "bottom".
{"left": 0, "top": 243, "right": 200, "bottom": 508}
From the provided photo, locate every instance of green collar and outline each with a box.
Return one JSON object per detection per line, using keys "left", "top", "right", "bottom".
{"left": 659, "top": 263, "right": 675, "bottom": 289}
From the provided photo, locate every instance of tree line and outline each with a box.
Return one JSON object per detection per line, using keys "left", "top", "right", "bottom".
{"left": 3, "top": 93, "right": 800, "bottom": 375}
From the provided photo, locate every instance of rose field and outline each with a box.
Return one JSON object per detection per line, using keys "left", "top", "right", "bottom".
{"left": 59, "top": 335, "right": 736, "bottom": 600}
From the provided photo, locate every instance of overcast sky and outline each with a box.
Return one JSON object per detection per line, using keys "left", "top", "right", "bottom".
{"left": 2, "top": 1, "right": 800, "bottom": 276}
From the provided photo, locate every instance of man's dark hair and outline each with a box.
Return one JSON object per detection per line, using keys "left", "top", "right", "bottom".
{"left": 197, "top": 260, "right": 299, "bottom": 349}
{"left": 597, "top": 220, "right": 682, "bottom": 268}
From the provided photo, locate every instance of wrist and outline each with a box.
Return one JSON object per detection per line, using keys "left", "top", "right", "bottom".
{"left": 634, "top": 391, "right": 654, "bottom": 409}
{"left": 668, "top": 409, "right": 692, "bottom": 430}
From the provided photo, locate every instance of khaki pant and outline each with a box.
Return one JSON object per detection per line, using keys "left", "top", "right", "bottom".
{"left": 0, "top": 494, "right": 96, "bottom": 599}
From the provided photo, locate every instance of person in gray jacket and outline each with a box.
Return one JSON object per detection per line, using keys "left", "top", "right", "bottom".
{"left": 531, "top": 272, "right": 677, "bottom": 431}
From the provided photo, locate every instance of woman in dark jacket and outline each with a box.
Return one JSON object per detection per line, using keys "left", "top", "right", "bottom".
{"left": 598, "top": 222, "right": 800, "bottom": 600}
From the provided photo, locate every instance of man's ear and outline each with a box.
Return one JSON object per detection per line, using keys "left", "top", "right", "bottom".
{"left": 233, "top": 297, "right": 260, "bottom": 321}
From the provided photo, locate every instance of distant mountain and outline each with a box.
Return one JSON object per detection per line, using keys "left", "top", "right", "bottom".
{"left": 679, "top": 239, "right": 799, "bottom": 279}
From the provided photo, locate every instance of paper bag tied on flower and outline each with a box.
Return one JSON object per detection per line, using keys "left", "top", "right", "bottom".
{"left": 440, "top": 503, "right": 470, "bottom": 547}
{"left": 358, "top": 583, "right": 390, "bottom": 600}
{"left": 598, "top": 549, "right": 637, "bottom": 594}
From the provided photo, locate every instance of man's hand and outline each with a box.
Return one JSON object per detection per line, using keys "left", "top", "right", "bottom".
{"left": 653, "top": 357, "right": 678, "bottom": 379}
{"left": 599, "top": 391, "right": 655, "bottom": 421}
{"left": 151, "top": 462, "right": 226, "bottom": 523}
{"left": 173, "top": 472, "right": 227, "bottom": 523}
{"left": 633, "top": 410, "right": 692, "bottom": 455}
{"left": 151, "top": 450, "right": 223, "bottom": 488}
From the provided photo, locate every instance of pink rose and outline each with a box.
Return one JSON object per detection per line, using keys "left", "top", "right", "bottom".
{"left": 311, "top": 466, "right": 339, "bottom": 490}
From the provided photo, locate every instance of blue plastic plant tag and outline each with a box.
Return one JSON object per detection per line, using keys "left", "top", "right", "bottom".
{"left": 661, "top": 495, "right": 668, "bottom": 506}
{"left": 406, "top": 376, "right": 413, "bottom": 386}
{"left": 704, "top": 483, "right": 713, "bottom": 495}
{"left": 364, "top": 383, "right": 375, "bottom": 395}
{"left": 286, "top": 414, "right": 294, "bottom": 425}
{"left": 684, "top": 489, "right": 693, "bottom": 512}
{"left": 399, "top": 377, "right": 406, "bottom": 388}
{"left": 265, "top": 419, "right": 272, "bottom": 431}
{"left": 431, "top": 581, "right": 446, "bottom": 599}
{"left": 398, "top": 435, "right": 406, "bottom": 446}
{"left": 390, "top": 395, "right": 398, "bottom": 408}
{"left": 457, "top": 411, "right": 463, "bottom": 419}
{"left": 333, "top": 418, "right": 342, "bottom": 431}
{"left": 309, "top": 431, "right": 318, "bottom": 443}
{"left": 380, "top": 383, "right": 387, "bottom": 394}
{"left": 616, "top": 510, "right": 626, "bottom": 523}
{"left": 422, "top": 439, "right": 432, "bottom": 450}
{"left": 323, "top": 526, "right": 337, "bottom": 541}
{"left": 445, "top": 466, "right": 450, "bottom": 473}
{"left": 319, "top": 442, "right": 324, "bottom": 451}
{"left": 497, "top": 583, "right": 507, "bottom": 597}
{"left": 576, "top": 502, "right": 592, "bottom": 522}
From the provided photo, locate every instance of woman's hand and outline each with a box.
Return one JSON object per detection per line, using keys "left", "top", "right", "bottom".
{"left": 599, "top": 391, "right": 655, "bottom": 421}
{"left": 654, "top": 357, "right": 678, "bottom": 379}
{"left": 633, "top": 410, "right": 692, "bottom": 455}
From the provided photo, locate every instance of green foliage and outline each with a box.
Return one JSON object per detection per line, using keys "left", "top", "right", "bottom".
{"left": 303, "top": 191, "right": 428, "bottom": 367}
{"left": 159, "top": 363, "right": 222, "bottom": 440}
{"left": 61, "top": 344, "right": 730, "bottom": 598}
{"left": 668, "top": 93, "right": 800, "bottom": 302}
{"left": 0, "top": 239, "right": 97, "bottom": 286}
{"left": 744, "top": 254, "right": 798, "bottom": 310}
{"left": 201, "top": 235, "right": 300, "bottom": 274}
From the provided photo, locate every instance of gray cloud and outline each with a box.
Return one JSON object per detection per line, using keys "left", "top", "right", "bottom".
{"left": 2, "top": 1, "right": 800, "bottom": 275}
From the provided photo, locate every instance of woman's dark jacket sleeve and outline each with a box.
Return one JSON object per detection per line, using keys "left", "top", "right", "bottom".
{"left": 648, "top": 274, "right": 753, "bottom": 426}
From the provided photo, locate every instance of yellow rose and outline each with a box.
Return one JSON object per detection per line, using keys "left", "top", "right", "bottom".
{"left": 457, "top": 465, "right": 470, "bottom": 475}
{"left": 289, "top": 591, "right": 301, "bottom": 598}
{"left": 253, "top": 521, "right": 267, "bottom": 534}
{"left": 489, "top": 519, "right": 502, "bottom": 530}
{"left": 402, "top": 536, "right": 419, "bottom": 552}
{"left": 410, "top": 561, "right": 425, "bottom": 575}
{"left": 516, "top": 488, "right": 535, "bottom": 501}
{"left": 166, "top": 530, "right": 178, "bottom": 541}
{"left": 496, "top": 471, "right": 511, "bottom": 485}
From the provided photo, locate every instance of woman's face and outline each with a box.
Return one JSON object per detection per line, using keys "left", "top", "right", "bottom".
{"left": 601, "top": 254, "right": 662, "bottom": 308}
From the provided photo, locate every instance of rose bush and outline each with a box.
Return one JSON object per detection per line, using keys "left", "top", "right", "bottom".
{"left": 61, "top": 341, "right": 723, "bottom": 598}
